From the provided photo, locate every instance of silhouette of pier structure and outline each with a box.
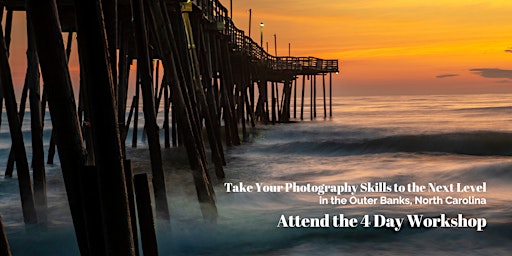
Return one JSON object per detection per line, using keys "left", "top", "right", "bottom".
{"left": 0, "top": 0, "right": 338, "bottom": 255}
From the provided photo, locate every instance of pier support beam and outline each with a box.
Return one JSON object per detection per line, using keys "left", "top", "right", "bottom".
{"left": 74, "top": 0, "right": 136, "bottom": 254}
{"left": 181, "top": 7, "right": 225, "bottom": 178}
{"left": 310, "top": 75, "right": 313, "bottom": 120}
{"left": 27, "top": 15, "right": 47, "bottom": 224}
{"left": 314, "top": 74, "right": 317, "bottom": 118}
{"left": 134, "top": 174, "right": 159, "bottom": 256}
{"left": 4, "top": 82, "right": 28, "bottom": 178}
{"left": 301, "top": 75, "right": 305, "bottom": 120}
{"left": 293, "top": 78, "right": 297, "bottom": 119}
{"left": 0, "top": 16, "right": 37, "bottom": 225}
{"left": 330, "top": 72, "right": 333, "bottom": 117}
{"left": 323, "top": 73, "right": 326, "bottom": 119}
{"left": 132, "top": 0, "right": 170, "bottom": 223}
{"left": 143, "top": 0, "right": 217, "bottom": 220}
{"left": 27, "top": 0, "right": 90, "bottom": 253}
{"left": 0, "top": 216, "right": 12, "bottom": 256}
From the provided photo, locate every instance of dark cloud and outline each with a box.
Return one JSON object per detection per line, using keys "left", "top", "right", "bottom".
{"left": 495, "top": 80, "right": 512, "bottom": 84}
{"left": 436, "top": 74, "right": 458, "bottom": 79}
{"left": 505, "top": 48, "right": 512, "bottom": 53}
{"left": 470, "top": 68, "right": 512, "bottom": 79}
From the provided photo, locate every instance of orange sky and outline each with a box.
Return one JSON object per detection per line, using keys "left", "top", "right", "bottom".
{"left": 227, "top": 0, "right": 512, "bottom": 95}
{"left": 3, "top": 1, "right": 512, "bottom": 96}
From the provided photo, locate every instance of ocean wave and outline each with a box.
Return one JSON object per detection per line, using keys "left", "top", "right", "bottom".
{"left": 454, "top": 106, "right": 512, "bottom": 113}
{"left": 435, "top": 162, "right": 512, "bottom": 183}
{"left": 257, "top": 131, "right": 512, "bottom": 156}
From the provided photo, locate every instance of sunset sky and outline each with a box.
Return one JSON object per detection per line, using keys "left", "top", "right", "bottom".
{"left": 227, "top": 0, "right": 512, "bottom": 95}
{"left": 3, "top": 1, "right": 512, "bottom": 96}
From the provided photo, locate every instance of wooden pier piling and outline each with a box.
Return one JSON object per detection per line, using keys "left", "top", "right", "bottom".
{"left": 314, "top": 74, "right": 317, "bottom": 118}
{"left": 3, "top": 8, "right": 12, "bottom": 53}
{"left": 117, "top": 23, "right": 131, "bottom": 156}
{"left": 27, "top": 0, "right": 91, "bottom": 253}
{"left": 74, "top": 0, "right": 136, "bottom": 254}
{"left": 4, "top": 77, "right": 28, "bottom": 178}
{"left": 0, "top": 216, "right": 12, "bottom": 256}
{"left": 0, "top": 20, "right": 37, "bottom": 225}
{"left": 301, "top": 75, "right": 305, "bottom": 120}
{"left": 132, "top": 69, "right": 140, "bottom": 148}
{"left": 134, "top": 173, "right": 159, "bottom": 256}
{"left": 132, "top": 0, "right": 170, "bottom": 223}
{"left": 330, "top": 72, "right": 333, "bottom": 117}
{"left": 79, "top": 166, "right": 107, "bottom": 256}
{"left": 124, "top": 160, "right": 140, "bottom": 256}
{"left": 293, "top": 78, "right": 297, "bottom": 119}
{"left": 47, "top": 31, "right": 74, "bottom": 166}
{"left": 310, "top": 75, "right": 313, "bottom": 120}
{"left": 181, "top": 6, "right": 225, "bottom": 178}
{"left": 26, "top": 15, "right": 47, "bottom": 224}
{"left": 323, "top": 74, "right": 327, "bottom": 119}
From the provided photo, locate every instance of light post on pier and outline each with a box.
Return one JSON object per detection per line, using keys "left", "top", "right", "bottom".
{"left": 248, "top": 9, "right": 252, "bottom": 38}
{"left": 260, "top": 22, "right": 264, "bottom": 47}
{"left": 274, "top": 34, "right": 277, "bottom": 56}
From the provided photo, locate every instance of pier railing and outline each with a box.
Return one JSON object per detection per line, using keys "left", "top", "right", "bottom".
{"left": 192, "top": 0, "right": 339, "bottom": 74}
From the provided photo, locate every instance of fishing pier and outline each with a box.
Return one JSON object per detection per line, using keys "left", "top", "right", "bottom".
{"left": 0, "top": 0, "right": 338, "bottom": 255}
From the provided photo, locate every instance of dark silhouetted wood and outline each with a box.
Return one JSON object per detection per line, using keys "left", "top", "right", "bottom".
{"left": 0, "top": 215, "right": 12, "bottom": 256}
{"left": 314, "top": 74, "right": 317, "bottom": 118}
{"left": 271, "top": 82, "right": 276, "bottom": 124}
{"left": 4, "top": 83, "right": 28, "bottom": 178}
{"left": 164, "top": 82, "right": 170, "bottom": 148}
{"left": 101, "top": 0, "right": 117, "bottom": 94}
{"left": 124, "top": 160, "right": 140, "bottom": 256}
{"left": 78, "top": 47, "right": 96, "bottom": 167}
{"left": 154, "top": 0, "right": 217, "bottom": 219}
{"left": 154, "top": 60, "right": 160, "bottom": 111}
{"left": 310, "top": 75, "right": 313, "bottom": 120}
{"left": 301, "top": 75, "right": 305, "bottom": 120}
{"left": 74, "top": 0, "right": 136, "bottom": 254}
{"left": 47, "top": 132, "right": 56, "bottom": 165}
{"left": 132, "top": 69, "right": 140, "bottom": 148}
{"left": 293, "top": 78, "right": 297, "bottom": 119}
{"left": 182, "top": 9, "right": 225, "bottom": 178}
{"left": 4, "top": 8, "right": 12, "bottom": 53}
{"left": 132, "top": 0, "right": 170, "bottom": 223}
{"left": 134, "top": 174, "right": 159, "bottom": 256}
{"left": 0, "top": 20, "right": 38, "bottom": 225}
{"left": 27, "top": 15, "right": 47, "bottom": 224}
{"left": 323, "top": 74, "right": 327, "bottom": 119}
{"left": 221, "top": 42, "right": 241, "bottom": 145}
{"left": 47, "top": 32, "right": 73, "bottom": 165}
{"left": 0, "top": 91, "right": 2, "bottom": 131}
{"left": 330, "top": 72, "right": 333, "bottom": 117}
{"left": 79, "top": 166, "right": 107, "bottom": 256}
{"left": 117, "top": 26, "right": 130, "bottom": 155}
{"left": 0, "top": 4, "right": 3, "bottom": 130}
{"left": 27, "top": 0, "right": 92, "bottom": 254}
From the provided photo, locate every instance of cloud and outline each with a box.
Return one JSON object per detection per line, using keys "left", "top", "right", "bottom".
{"left": 505, "top": 48, "right": 512, "bottom": 53}
{"left": 436, "top": 74, "right": 458, "bottom": 79}
{"left": 495, "top": 80, "right": 512, "bottom": 84}
{"left": 470, "top": 68, "right": 512, "bottom": 79}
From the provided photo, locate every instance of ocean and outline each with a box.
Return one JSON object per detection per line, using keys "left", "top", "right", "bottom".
{"left": 1, "top": 93, "right": 512, "bottom": 255}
